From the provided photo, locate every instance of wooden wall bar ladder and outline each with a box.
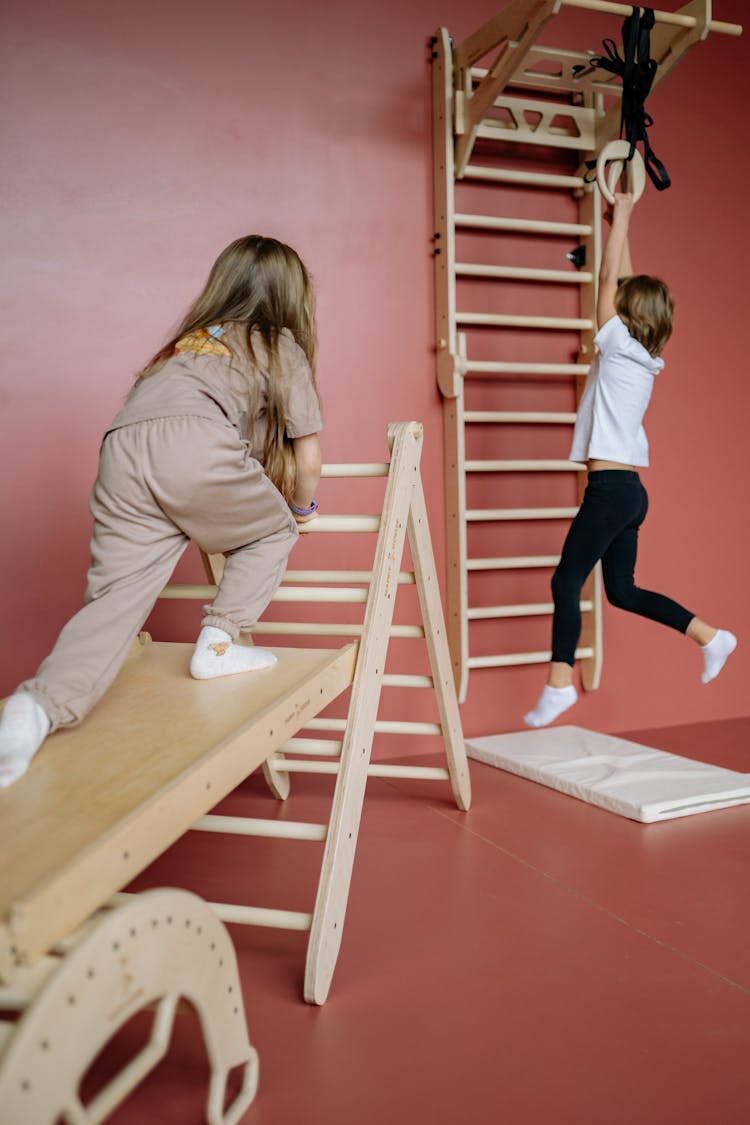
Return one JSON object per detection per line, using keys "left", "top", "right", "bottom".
{"left": 431, "top": 0, "right": 741, "bottom": 703}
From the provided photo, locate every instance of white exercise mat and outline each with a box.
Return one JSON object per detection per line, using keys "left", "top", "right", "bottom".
{"left": 466, "top": 726, "right": 750, "bottom": 823}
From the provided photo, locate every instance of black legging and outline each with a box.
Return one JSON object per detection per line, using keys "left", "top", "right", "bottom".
{"left": 551, "top": 470, "right": 694, "bottom": 666}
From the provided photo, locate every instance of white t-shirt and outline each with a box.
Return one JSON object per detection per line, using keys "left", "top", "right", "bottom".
{"left": 569, "top": 314, "right": 664, "bottom": 467}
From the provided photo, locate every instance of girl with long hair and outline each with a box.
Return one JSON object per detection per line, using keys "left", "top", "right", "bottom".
{"left": 0, "top": 235, "right": 323, "bottom": 786}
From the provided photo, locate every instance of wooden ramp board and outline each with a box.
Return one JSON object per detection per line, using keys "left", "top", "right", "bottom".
{"left": 466, "top": 726, "right": 750, "bottom": 823}
{"left": 0, "top": 638, "right": 356, "bottom": 975}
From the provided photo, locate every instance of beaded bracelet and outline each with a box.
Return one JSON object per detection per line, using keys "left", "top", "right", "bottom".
{"left": 289, "top": 498, "right": 319, "bottom": 517}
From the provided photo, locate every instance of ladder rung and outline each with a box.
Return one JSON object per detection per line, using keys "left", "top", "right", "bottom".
{"left": 465, "top": 459, "right": 584, "bottom": 472}
{"left": 274, "top": 585, "right": 368, "bottom": 603}
{"left": 162, "top": 572, "right": 417, "bottom": 600}
{"left": 467, "top": 601, "right": 593, "bottom": 621}
{"left": 456, "top": 263, "right": 593, "bottom": 284}
{"left": 274, "top": 761, "right": 451, "bottom": 781}
{"left": 471, "top": 55, "right": 624, "bottom": 98}
{"left": 192, "top": 815, "right": 327, "bottom": 841}
{"left": 454, "top": 213, "right": 591, "bottom": 237}
{"left": 381, "top": 673, "right": 434, "bottom": 688}
{"left": 300, "top": 514, "right": 380, "bottom": 533}
{"left": 209, "top": 903, "right": 313, "bottom": 931}
{"left": 557, "top": 2, "right": 741, "bottom": 35}
{"left": 283, "top": 570, "right": 416, "bottom": 585}
{"left": 303, "top": 718, "right": 441, "bottom": 736}
{"left": 163, "top": 584, "right": 368, "bottom": 603}
{"left": 468, "top": 646, "right": 593, "bottom": 669}
{"left": 283, "top": 738, "right": 342, "bottom": 756}
{"left": 320, "top": 463, "right": 389, "bottom": 478}
{"left": 109, "top": 893, "right": 313, "bottom": 932}
{"left": 462, "top": 164, "right": 585, "bottom": 190}
{"left": 252, "top": 621, "right": 425, "bottom": 638}
{"left": 467, "top": 555, "right": 561, "bottom": 570}
{"left": 457, "top": 312, "right": 594, "bottom": 330}
{"left": 466, "top": 507, "right": 578, "bottom": 522}
{"left": 463, "top": 361, "right": 589, "bottom": 375}
{"left": 464, "top": 411, "right": 577, "bottom": 424}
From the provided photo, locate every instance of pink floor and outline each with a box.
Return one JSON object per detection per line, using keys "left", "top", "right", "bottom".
{"left": 97, "top": 716, "right": 749, "bottom": 1125}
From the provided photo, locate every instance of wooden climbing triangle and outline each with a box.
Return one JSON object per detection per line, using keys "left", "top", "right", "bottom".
{"left": 0, "top": 420, "right": 470, "bottom": 1120}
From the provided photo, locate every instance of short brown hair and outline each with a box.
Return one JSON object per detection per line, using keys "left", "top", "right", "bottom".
{"left": 614, "top": 274, "right": 674, "bottom": 357}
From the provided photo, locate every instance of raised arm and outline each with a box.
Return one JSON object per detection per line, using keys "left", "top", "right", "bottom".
{"left": 597, "top": 192, "right": 634, "bottom": 328}
{"left": 289, "top": 433, "right": 322, "bottom": 523}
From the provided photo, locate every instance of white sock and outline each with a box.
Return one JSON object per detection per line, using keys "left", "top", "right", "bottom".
{"left": 0, "top": 693, "right": 51, "bottom": 788}
{"left": 701, "top": 629, "right": 737, "bottom": 684}
{"left": 190, "top": 626, "right": 277, "bottom": 680}
{"left": 524, "top": 684, "right": 578, "bottom": 729}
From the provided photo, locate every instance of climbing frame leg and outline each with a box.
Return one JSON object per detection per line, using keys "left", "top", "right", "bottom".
{"left": 0, "top": 889, "right": 258, "bottom": 1125}
{"left": 407, "top": 472, "right": 471, "bottom": 810}
{"left": 303, "top": 422, "right": 423, "bottom": 1005}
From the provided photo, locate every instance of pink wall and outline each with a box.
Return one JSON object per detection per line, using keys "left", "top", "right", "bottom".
{"left": 2, "top": 0, "right": 747, "bottom": 742}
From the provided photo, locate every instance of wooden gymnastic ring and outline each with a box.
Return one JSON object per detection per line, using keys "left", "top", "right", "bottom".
{"left": 596, "top": 140, "right": 646, "bottom": 205}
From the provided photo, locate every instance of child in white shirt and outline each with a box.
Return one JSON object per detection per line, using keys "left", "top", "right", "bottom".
{"left": 525, "top": 194, "right": 736, "bottom": 728}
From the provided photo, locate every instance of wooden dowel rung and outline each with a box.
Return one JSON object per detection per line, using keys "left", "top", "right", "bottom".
{"left": 381, "top": 673, "right": 434, "bottom": 688}
{"left": 111, "top": 891, "right": 310, "bottom": 927}
{"left": 273, "top": 586, "right": 368, "bottom": 604}
{"left": 467, "top": 600, "right": 593, "bottom": 621}
{"left": 320, "top": 463, "right": 390, "bottom": 477}
{"left": 457, "top": 312, "right": 594, "bottom": 330}
{"left": 367, "top": 765, "right": 451, "bottom": 781}
{"left": 454, "top": 213, "right": 591, "bottom": 236}
{"left": 192, "top": 814, "right": 327, "bottom": 841}
{"left": 274, "top": 762, "right": 451, "bottom": 781}
{"left": 462, "top": 164, "right": 585, "bottom": 189}
{"left": 303, "top": 718, "right": 442, "bottom": 736}
{"left": 282, "top": 738, "right": 343, "bottom": 756}
{"left": 160, "top": 584, "right": 375, "bottom": 602}
{"left": 283, "top": 569, "right": 416, "bottom": 585}
{"left": 465, "top": 459, "right": 584, "bottom": 472}
{"left": 466, "top": 507, "right": 578, "bottom": 522}
{"left": 456, "top": 263, "right": 593, "bottom": 284}
{"left": 251, "top": 622, "right": 424, "bottom": 638}
{"left": 160, "top": 584, "right": 215, "bottom": 599}
{"left": 208, "top": 903, "right": 313, "bottom": 931}
{"left": 559, "top": 0, "right": 742, "bottom": 35}
{"left": 300, "top": 515, "right": 380, "bottom": 533}
{"left": 464, "top": 411, "right": 577, "bottom": 424}
{"left": 468, "top": 646, "right": 593, "bottom": 670}
{"left": 467, "top": 555, "right": 561, "bottom": 570}
{"left": 161, "top": 570, "right": 417, "bottom": 600}
{"left": 463, "top": 361, "right": 589, "bottom": 375}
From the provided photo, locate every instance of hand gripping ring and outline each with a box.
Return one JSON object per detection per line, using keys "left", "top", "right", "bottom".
{"left": 596, "top": 140, "right": 646, "bottom": 205}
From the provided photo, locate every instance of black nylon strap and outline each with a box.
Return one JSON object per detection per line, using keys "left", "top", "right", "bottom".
{"left": 591, "top": 6, "right": 671, "bottom": 192}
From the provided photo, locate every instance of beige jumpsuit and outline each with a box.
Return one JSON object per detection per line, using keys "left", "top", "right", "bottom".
{"left": 19, "top": 324, "right": 322, "bottom": 731}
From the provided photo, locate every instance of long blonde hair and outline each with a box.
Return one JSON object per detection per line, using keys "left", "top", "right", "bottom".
{"left": 615, "top": 274, "right": 674, "bottom": 358}
{"left": 141, "top": 235, "right": 318, "bottom": 498}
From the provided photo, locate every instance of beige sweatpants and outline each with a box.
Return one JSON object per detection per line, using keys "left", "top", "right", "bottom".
{"left": 19, "top": 416, "right": 298, "bottom": 730}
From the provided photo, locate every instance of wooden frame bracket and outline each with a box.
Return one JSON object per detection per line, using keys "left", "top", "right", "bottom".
{"left": 0, "top": 889, "right": 258, "bottom": 1124}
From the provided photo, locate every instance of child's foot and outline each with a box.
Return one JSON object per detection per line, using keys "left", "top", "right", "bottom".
{"left": 0, "top": 693, "right": 51, "bottom": 788}
{"left": 701, "top": 629, "right": 737, "bottom": 684}
{"left": 190, "top": 626, "right": 277, "bottom": 680}
{"left": 524, "top": 684, "right": 578, "bottom": 729}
